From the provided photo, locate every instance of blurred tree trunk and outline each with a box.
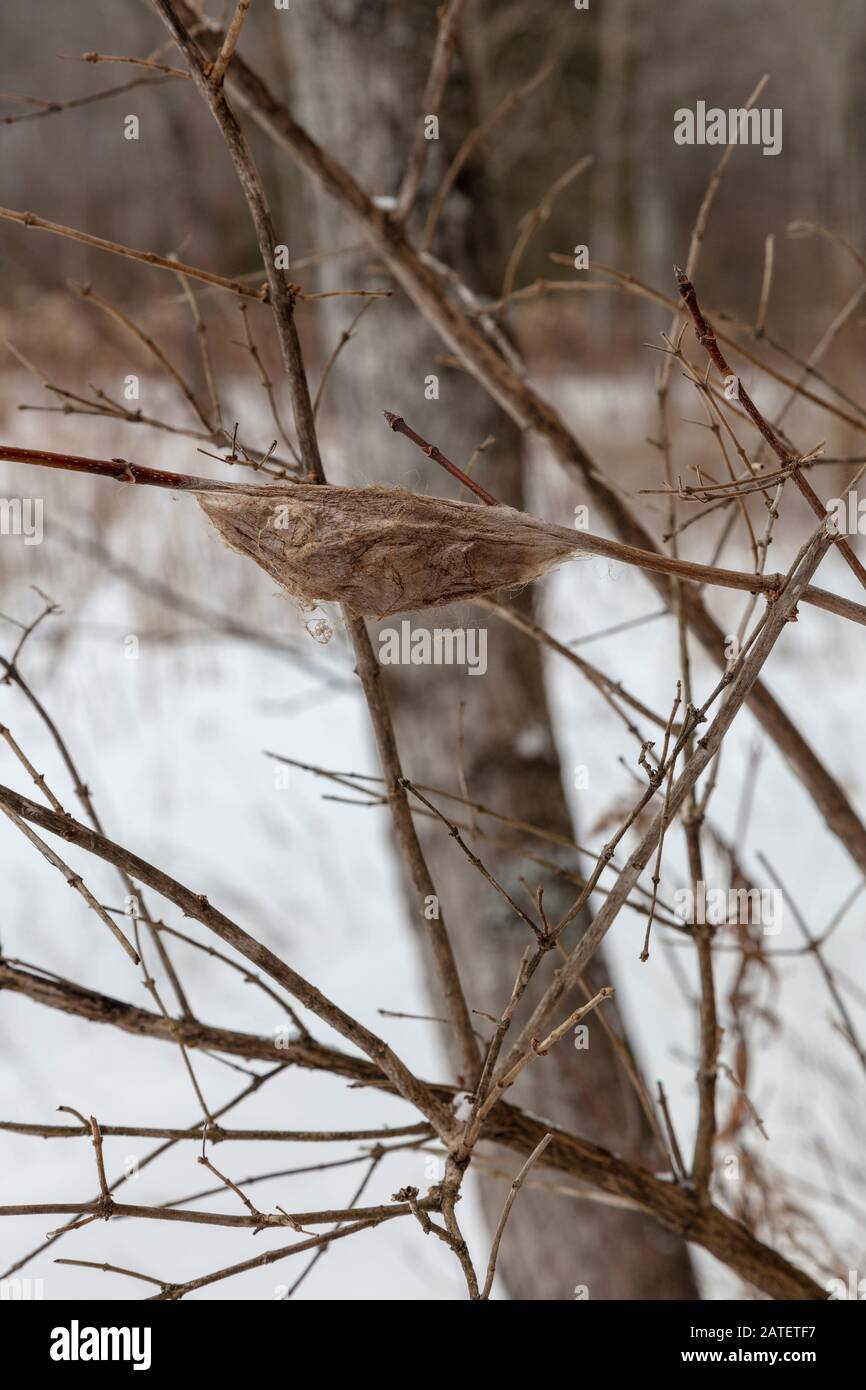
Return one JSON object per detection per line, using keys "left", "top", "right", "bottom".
{"left": 630, "top": 3, "right": 675, "bottom": 326}
{"left": 591, "top": 0, "right": 633, "bottom": 337}
{"left": 285, "top": 0, "right": 697, "bottom": 1300}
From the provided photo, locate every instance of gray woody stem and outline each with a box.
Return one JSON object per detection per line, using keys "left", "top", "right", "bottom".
{"left": 506, "top": 520, "right": 837, "bottom": 1066}
{"left": 0, "top": 781, "right": 454, "bottom": 1138}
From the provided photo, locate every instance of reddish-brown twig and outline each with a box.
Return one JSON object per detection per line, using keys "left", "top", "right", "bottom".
{"left": 0, "top": 444, "right": 231, "bottom": 492}
{"left": 383, "top": 411, "right": 500, "bottom": 505}
{"left": 676, "top": 267, "right": 866, "bottom": 593}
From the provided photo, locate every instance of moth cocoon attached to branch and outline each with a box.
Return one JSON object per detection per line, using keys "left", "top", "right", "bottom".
{"left": 196, "top": 483, "right": 585, "bottom": 618}
{"left": 0, "top": 444, "right": 858, "bottom": 626}
{"left": 195, "top": 480, "right": 861, "bottom": 625}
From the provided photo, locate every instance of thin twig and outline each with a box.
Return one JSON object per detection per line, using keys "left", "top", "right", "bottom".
{"left": 0, "top": 204, "right": 269, "bottom": 300}
{"left": 383, "top": 411, "right": 500, "bottom": 505}
{"left": 479, "top": 1133, "right": 552, "bottom": 1299}
{"left": 677, "top": 265, "right": 866, "bottom": 593}
{"left": 206, "top": 0, "right": 252, "bottom": 88}
{"left": 395, "top": 0, "right": 468, "bottom": 220}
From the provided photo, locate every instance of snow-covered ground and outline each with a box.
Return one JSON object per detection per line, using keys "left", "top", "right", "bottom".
{"left": 1, "top": 371, "right": 864, "bottom": 1300}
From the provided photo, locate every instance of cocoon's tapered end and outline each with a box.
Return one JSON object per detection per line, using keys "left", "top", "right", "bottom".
{"left": 197, "top": 482, "right": 579, "bottom": 618}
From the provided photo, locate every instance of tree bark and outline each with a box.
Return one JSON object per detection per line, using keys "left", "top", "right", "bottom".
{"left": 284, "top": 0, "right": 697, "bottom": 1300}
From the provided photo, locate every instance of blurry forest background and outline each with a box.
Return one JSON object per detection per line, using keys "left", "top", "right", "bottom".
{"left": 2, "top": 0, "right": 866, "bottom": 1301}
{"left": 4, "top": 1, "right": 866, "bottom": 347}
